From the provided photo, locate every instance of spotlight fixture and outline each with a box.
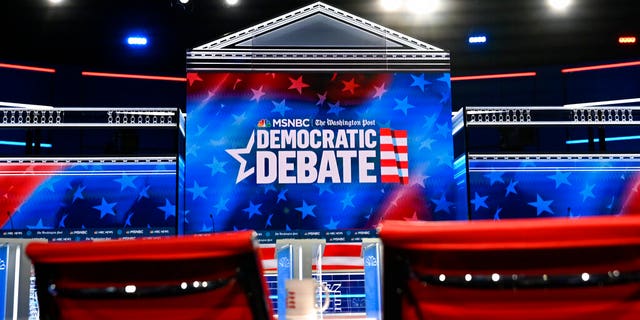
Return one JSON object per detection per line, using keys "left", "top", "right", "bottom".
{"left": 225, "top": 0, "right": 239, "bottom": 6}
{"left": 619, "top": 36, "right": 637, "bottom": 44}
{"left": 48, "top": 0, "right": 64, "bottom": 4}
{"left": 547, "top": 0, "right": 572, "bottom": 11}
{"left": 380, "top": 0, "right": 402, "bottom": 12}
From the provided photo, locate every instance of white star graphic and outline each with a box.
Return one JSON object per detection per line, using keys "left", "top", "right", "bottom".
{"left": 225, "top": 131, "right": 255, "bottom": 183}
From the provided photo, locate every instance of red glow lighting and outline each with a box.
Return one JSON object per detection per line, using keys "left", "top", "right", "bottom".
{"left": 0, "top": 63, "right": 56, "bottom": 73}
{"left": 82, "top": 71, "right": 187, "bottom": 82}
{"left": 562, "top": 60, "right": 640, "bottom": 73}
{"left": 451, "top": 72, "right": 537, "bottom": 81}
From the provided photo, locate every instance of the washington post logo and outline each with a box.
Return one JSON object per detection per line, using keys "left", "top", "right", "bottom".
{"left": 226, "top": 127, "right": 409, "bottom": 185}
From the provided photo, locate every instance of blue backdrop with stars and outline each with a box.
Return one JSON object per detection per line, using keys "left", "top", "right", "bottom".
{"left": 1, "top": 161, "right": 177, "bottom": 231}
{"left": 468, "top": 157, "right": 640, "bottom": 220}
{"left": 185, "top": 71, "right": 459, "bottom": 234}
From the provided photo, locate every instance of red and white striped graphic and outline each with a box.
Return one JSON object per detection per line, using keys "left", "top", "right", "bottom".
{"left": 379, "top": 128, "right": 409, "bottom": 184}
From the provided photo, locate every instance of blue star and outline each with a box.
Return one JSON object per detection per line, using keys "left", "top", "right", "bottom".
{"left": 195, "top": 124, "right": 208, "bottom": 137}
{"left": 423, "top": 114, "right": 438, "bottom": 130}
{"left": 419, "top": 138, "right": 435, "bottom": 150}
{"left": 186, "top": 180, "right": 208, "bottom": 200}
{"left": 528, "top": 194, "right": 554, "bottom": 216}
{"left": 124, "top": 213, "right": 134, "bottom": 227}
{"left": 200, "top": 222, "right": 213, "bottom": 233}
{"left": 505, "top": 179, "right": 519, "bottom": 197}
{"left": 213, "top": 197, "right": 229, "bottom": 216}
{"left": 494, "top": 208, "right": 502, "bottom": 220}
{"left": 285, "top": 224, "right": 292, "bottom": 231}
{"left": 93, "top": 198, "right": 117, "bottom": 219}
{"left": 138, "top": 185, "right": 150, "bottom": 201}
{"left": 232, "top": 112, "right": 247, "bottom": 125}
{"left": 484, "top": 171, "right": 505, "bottom": 186}
{"left": 341, "top": 193, "right": 355, "bottom": 210}
{"left": 432, "top": 194, "right": 453, "bottom": 213}
{"left": 437, "top": 74, "right": 451, "bottom": 88}
{"left": 324, "top": 218, "right": 340, "bottom": 230}
{"left": 158, "top": 199, "right": 176, "bottom": 220}
{"left": 26, "top": 219, "right": 52, "bottom": 230}
{"left": 271, "top": 99, "right": 292, "bottom": 116}
{"left": 410, "top": 74, "right": 431, "bottom": 92}
{"left": 263, "top": 184, "right": 277, "bottom": 194}
{"left": 580, "top": 184, "right": 596, "bottom": 201}
{"left": 243, "top": 201, "right": 263, "bottom": 219}
{"left": 205, "top": 157, "right": 227, "bottom": 176}
{"left": 225, "top": 132, "right": 255, "bottom": 183}
{"left": 393, "top": 97, "right": 415, "bottom": 115}
{"left": 114, "top": 175, "right": 137, "bottom": 191}
{"left": 314, "top": 183, "right": 334, "bottom": 195}
{"left": 265, "top": 214, "right": 274, "bottom": 228}
{"left": 328, "top": 101, "right": 345, "bottom": 115}
{"left": 435, "top": 122, "right": 451, "bottom": 138}
{"left": 277, "top": 189, "right": 288, "bottom": 203}
{"left": 58, "top": 214, "right": 68, "bottom": 228}
{"left": 470, "top": 192, "right": 489, "bottom": 211}
{"left": 547, "top": 170, "right": 571, "bottom": 188}
{"left": 186, "top": 144, "right": 200, "bottom": 157}
{"left": 296, "top": 201, "right": 317, "bottom": 219}
{"left": 72, "top": 185, "right": 86, "bottom": 203}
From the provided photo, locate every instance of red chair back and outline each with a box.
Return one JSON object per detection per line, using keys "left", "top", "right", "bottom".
{"left": 379, "top": 217, "right": 640, "bottom": 320}
{"left": 27, "top": 231, "right": 273, "bottom": 320}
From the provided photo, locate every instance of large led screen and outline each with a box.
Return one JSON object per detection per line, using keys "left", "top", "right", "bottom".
{"left": 185, "top": 72, "right": 456, "bottom": 234}
{"left": 468, "top": 156, "right": 640, "bottom": 220}
{"left": 0, "top": 159, "right": 177, "bottom": 239}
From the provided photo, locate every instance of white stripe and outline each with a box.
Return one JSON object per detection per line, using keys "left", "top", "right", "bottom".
{"left": 262, "top": 259, "right": 277, "bottom": 270}
{"left": 380, "top": 151, "right": 397, "bottom": 159}
{"left": 379, "top": 136, "right": 393, "bottom": 144}
{"left": 398, "top": 169, "right": 409, "bottom": 177}
{"left": 322, "top": 257, "right": 364, "bottom": 266}
{"left": 395, "top": 153, "right": 408, "bottom": 162}
{"left": 380, "top": 167, "right": 400, "bottom": 175}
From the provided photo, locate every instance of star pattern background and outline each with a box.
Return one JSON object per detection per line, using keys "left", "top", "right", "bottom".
{"left": 185, "top": 71, "right": 457, "bottom": 234}
{"left": 0, "top": 162, "right": 177, "bottom": 232}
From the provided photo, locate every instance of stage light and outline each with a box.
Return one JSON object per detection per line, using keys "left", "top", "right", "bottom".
{"left": 179, "top": 0, "right": 190, "bottom": 3}
{"left": 225, "top": 0, "right": 239, "bottom": 6}
{"left": 619, "top": 36, "right": 637, "bottom": 44}
{"left": 126, "top": 36, "right": 148, "bottom": 46}
{"left": 48, "top": 0, "right": 64, "bottom": 4}
{"left": 468, "top": 35, "right": 487, "bottom": 44}
{"left": 406, "top": 0, "right": 441, "bottom": 14}
{"left": 547, "top": 0, "right": 572, "bottom": 11}
{"left": 380, "top": 0, "right": 402, "bottom": 12}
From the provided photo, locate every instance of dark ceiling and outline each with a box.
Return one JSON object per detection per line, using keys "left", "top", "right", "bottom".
{"left": 0, "top": 0, "right": 638, "bottom": 76}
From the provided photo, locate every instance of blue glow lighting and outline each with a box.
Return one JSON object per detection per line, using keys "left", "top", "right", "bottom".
{"left": 127, "top": 36, "right": 148, "bottom": 46}
{"left": 566, "top": 135, "right": 640, "bottom": 145}
{"left": 468, "top": 36, "right": 487, "bottom": 44}
{"left": 0, "top": 140, "right": 52, "bottom": 148}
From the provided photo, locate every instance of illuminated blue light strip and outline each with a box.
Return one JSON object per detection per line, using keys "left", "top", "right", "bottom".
{"left": 0, "top": 140, "right": 52, "bottom": 148}
{"left": 566, "top": 135, "right": 640, "bottom": 145}
{"left": 468, "top": 36, "right": 487, "bottom": 44}
{"left": 127, "top": 36, "right": 148, "bottom": 46}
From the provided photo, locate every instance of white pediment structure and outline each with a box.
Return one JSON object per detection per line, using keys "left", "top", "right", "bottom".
{"left": 187, "top": 2, "right": 449, "bottom": 71}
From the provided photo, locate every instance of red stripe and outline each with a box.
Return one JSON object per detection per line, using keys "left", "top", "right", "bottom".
{"left": 396, "top": 161, "right": 408, "bottom": 169}
{"left": 323, "top": 244, "right": 363, "bottom": 256}
{"left": 391, "top": 130, "right": 408, "bottom": 138}
{"left": 379, "top": 128, "right": 391, "bottom": 136}
{"left": 562, "top": 60, "right": 640, "bottom": 73}
{"left": 382, "top": 175, "right": 400, "bottom": 183}
{"left": 82, "top": 71, "right": 187, "bottom": 82}
{"left": 400, "top": 176, "right": 409, "bottom": 185}
{"left": 451, "top": 72, "right": 536, "bottom": 81}
{"left": 380, "top": 159, "right": 398, "bottom": 166}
